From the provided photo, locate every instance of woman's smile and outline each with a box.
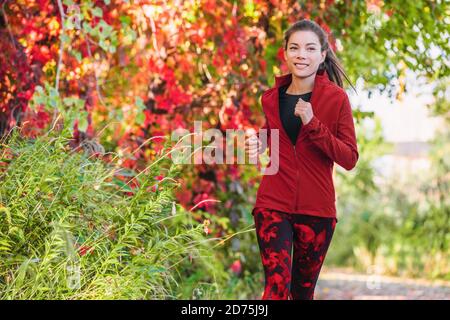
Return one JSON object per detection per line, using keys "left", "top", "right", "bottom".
{"left": 294, "top": 62, "right": 309, "bottom": 70}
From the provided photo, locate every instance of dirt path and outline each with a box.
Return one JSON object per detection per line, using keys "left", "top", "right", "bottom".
{"left": 315, "top": 267, "right": 450, "bottom": 300}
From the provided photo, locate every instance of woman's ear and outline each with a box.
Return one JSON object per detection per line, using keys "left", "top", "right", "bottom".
{"left": 321, "top": 50, "right": 327, "bottom": 64}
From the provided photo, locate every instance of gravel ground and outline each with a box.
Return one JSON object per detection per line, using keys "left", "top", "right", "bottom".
{"left": 315, "top": 267, "right": 450, "bottom": 300}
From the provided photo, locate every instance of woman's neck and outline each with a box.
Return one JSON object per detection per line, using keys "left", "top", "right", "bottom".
{"left": 286, "top": 73, "right": 315, "bottom": 95}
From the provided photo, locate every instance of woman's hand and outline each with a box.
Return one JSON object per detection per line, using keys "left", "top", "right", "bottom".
{"left": 294, "top": 98, "right": 314, "bottom": 125}
{"left": 245, "top": 129, "right": 265, "bottom": 159}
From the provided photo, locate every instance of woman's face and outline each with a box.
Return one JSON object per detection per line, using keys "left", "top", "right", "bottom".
{"left": 283, "top": 30, "right": 326, "bottom": 78}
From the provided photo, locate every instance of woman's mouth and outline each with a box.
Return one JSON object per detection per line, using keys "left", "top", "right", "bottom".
{"left": 294, "top": 63, "right": 309, "bottom": 70}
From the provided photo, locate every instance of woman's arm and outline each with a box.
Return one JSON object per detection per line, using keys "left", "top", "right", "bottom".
{"left": 302, "top": 94, "right": 359, "bottom": 170}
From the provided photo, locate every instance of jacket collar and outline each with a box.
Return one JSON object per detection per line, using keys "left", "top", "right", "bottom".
{"left": 274, "top": 68, "right": 330, "bottom": 89}
{"left": 270, "top": 69, "right": 330, "bottom": 145}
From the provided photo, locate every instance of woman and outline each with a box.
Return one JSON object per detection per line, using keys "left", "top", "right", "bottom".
{"left": 245, "top": 19, "right": 359, "bottom": 300}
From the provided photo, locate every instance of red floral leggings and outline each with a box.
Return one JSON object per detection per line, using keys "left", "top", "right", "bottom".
{"left": 252, "top": 207, "right": 337, "bottom": 300}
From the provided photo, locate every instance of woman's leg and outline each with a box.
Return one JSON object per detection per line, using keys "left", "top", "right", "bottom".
{"left": 290, "top": 214, "right": 336, "bottom": 300}
{"left": 253, "top": 208, "right": 293, "bottom": 300}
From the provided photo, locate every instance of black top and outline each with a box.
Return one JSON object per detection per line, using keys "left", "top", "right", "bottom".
{"left": 279, "top": 84, "right": 313, "bottom": 145}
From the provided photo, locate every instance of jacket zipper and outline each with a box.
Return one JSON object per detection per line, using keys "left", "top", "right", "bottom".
{"left": 293, "top": 144, "right": 299, "bottom": 212}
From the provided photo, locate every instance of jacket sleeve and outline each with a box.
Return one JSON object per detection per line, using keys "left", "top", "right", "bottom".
{"left": 256, "top": 115, "right": 270, "bottom": 154}
{"left": 256, "top": 94, "right": 270, "bottom": 153}
{"left": 257, "top": 116, "right": 270, "bottom": 136}
{"left": 302, "top": 93, "right": 359, "bottom": 170}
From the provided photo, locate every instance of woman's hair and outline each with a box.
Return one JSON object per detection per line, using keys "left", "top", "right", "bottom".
{"left": 283, "top": 19, "right": 356, "bottom": 93}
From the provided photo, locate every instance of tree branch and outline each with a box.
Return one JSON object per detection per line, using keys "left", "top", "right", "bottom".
{"left": 55, "top": 0, "right": 65, "bottom": 93}
{"left": 1, "top": 0, "right": 16, "bottom": 50}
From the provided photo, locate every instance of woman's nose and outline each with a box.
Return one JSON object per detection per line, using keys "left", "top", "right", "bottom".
{"left": 295, "top": 49, "right": 308, "bottom": 59}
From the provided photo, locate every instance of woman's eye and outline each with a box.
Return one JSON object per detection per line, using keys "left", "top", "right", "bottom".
{"left": 289, "top": 47, "right": 315, "bottom": 51}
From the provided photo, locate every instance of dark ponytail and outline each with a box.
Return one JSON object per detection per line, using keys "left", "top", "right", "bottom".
{"left": 283, "top": 19, "right": 357, "bottom": 94}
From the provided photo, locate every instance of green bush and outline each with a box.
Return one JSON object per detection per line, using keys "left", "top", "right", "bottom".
{"left": 0, "top": 124, "right": 228, "bottom": 299}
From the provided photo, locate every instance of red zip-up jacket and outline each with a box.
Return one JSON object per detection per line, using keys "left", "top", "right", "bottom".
{"left": 252, "top": 69, "right": 359, "bottom": 220}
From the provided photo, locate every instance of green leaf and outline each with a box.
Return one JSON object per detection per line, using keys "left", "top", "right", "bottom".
{"left": 122, "top": 29, "right": 136, "bottom": 45}
{"left": 82, "top": 21, "right": 93, "bottom": 34}
{"left": 35, "top": 86, "right": 44, "bottom": 94}
{"left": 64, "top": 19, "right": 75, "bottom": 30}
{"left": 98, "top": 39, "right": 107, "bottom": 51}
{"left": 71, "top": 49, "right": 82, "bottom": 62}
{"left": 244, "top": 0, "right": 255, "bottom": 17}
{"left": 98, "top": 20, "right": 113, "bottom": 38}
{"left": 49, "top": 87, "right": 59, "bottom": 100}
{"left": 112, "top": 177, "right": 134, "bottom": 192}
{"left": 135, "top": 112, "right": 145, "bottom": 126}
{"left": 63, "top": 97, "right": 81, "bottom": 106}
{"left": 116, "top": 109, "right": 123, "bottom": 121}
{"left": 92, "top": 7, "right": 103, "bottom": 18}
{"left": 135, "top": 97, "right": 146, "bottom": 111}
{"left": 49, "top": 98, "right": 57, "bottom": 108}
{"left": 147, "top": 266, "right": 167, "bottom": 274}
{"left": 77, "top": 111, "right": 89, "bottom": 132}
{"left": 119, "top": 15, "right": 131, "bottom": 25}
{"left": 61, "top": 34, "right": 71, "bottom": 44}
